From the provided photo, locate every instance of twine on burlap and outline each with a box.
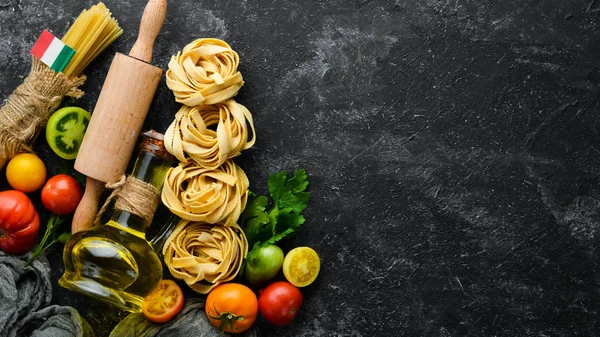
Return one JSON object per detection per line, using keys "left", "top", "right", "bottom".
{"left": 0, "top": 57, "right": 86, "bottom": 167}
{"left": 94, "top": 175, "right": 160, "bottom": 227}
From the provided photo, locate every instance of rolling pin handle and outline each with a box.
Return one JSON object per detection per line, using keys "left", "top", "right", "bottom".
{"left": 129, "top": 0, "right": 167, "bottom": 62}
{"left": 72, "top": 177, "right": 105, "bottom": 234}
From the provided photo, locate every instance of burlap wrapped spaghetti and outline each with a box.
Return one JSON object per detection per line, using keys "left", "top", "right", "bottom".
{"left": 0, "top": 57, "right": 86, "bottom": 169}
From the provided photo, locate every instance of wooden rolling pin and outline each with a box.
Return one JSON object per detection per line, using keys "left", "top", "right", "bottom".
{"left": 72, "top": 0, "right": 167, "bottom": 233}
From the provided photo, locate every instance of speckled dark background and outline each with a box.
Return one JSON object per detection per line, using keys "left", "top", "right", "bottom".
{"left": 1, "top": 0, "right": 600, "bottom": 336}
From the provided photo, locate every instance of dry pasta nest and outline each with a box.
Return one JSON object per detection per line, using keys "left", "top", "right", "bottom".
{"left": 166, "top": 38, "right": 244, "bottom": 106}
{"left": 164, "top": 99, "right": 256, "bottom": 170}
{"left": 161, "top": 159, "right": 248, "bottom": 226}
{"left": 162, "top": 220, "right": 248, "bottom": 294}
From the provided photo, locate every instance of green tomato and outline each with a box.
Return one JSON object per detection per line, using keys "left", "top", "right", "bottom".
{"left": 244, "top": 244, "right": 284, "bottom": 286}
{"left": 46, "top": 106, "right": 91, "bottom": 160}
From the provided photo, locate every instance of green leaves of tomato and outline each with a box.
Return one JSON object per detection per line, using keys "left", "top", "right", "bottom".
{"left": 240, "top": 170, "right": 311, "bottom": 260}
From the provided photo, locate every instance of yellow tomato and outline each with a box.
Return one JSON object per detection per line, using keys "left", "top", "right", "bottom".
{"left": 6, "top": 153, "right": 47, "bottom": 193}
{"left": 282, "top": 247, "right": 320, "bottom": 287}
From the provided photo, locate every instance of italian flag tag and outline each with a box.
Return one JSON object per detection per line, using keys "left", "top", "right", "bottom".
{"left": 30, "top": 30, "right": 75, "bottom": 73}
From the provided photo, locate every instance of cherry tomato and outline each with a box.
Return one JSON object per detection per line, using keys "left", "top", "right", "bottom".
{"left": 6, "top": 153, "right": 47, "bottom": 193}
{"left": 205, "top": 283, "right": 258, "bottom": 334}
{"left": 282, "top": 247, "right": 320, "bottom": 287}
{"left": 41, "top": 174, "right": 82, "bottom": 215}
{"left": 244, "top": 244, "right": 284, "bottom": 286}
{"left": 258, "top": 282, "right": 303, "bottom": 325}
{"left": 142, "top": 279, "right": 184, "bottom": 323}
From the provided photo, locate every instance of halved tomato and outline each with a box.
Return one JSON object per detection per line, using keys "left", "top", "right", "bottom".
{"left": 282, "top": 247, "right": 320, "bottom": 287}
{"left": 46, "top": 106, "right": 90, "bottom": 160}
{"left": 142, "top": 279, "right": 184, "bottom": 323}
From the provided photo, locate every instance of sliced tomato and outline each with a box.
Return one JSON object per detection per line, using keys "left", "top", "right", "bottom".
{"left": 282, "top": 247, "right": 320, "bottom": 287}
{"left": 142, "top": 279, "right": 184, "bottom": 323}
{"left": 46, "top": 106, "right": 91, "bottom": 160}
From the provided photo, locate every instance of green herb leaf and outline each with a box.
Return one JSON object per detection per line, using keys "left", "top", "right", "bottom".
{"left": 240, "top": 194, "right": 271, "bottom": 248}
{"left": 241, "top": 169, "right": 311, "bottom": 260}
{"left": 267, "top": 171, "right": 287, "bottom": 205}
{"left": 48, "top": 214, "right": 64, "bottom": 230}
{"left": 276, "top": 208, "right": 305, "bottom": 234}
{"left": 279, "top": 191, "right": 311, "bottom": 213}
{"left": 271, "top": 169, "right": 311, "bottom": 212}
{"left": 239, "top": 192, "right": 268, "bottom": 224}
{"left": 25, "top": 214, "right": 69, "bottom": 267}
{"left": 268, "top": 207, "right": 279, "bottom": 234}
{"left": 286, "top": 169, "right": 310, "bottom": 193}
{"left": 244, "top": 214, "right": 272, "bottom": 249}
{"left": 57, "top": 232, "right": 72, "bottom": 244}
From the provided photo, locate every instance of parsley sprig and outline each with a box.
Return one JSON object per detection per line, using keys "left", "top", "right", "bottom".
{"left": 240, "top": 169, "right": 311, "bottom": 260}
{"left": 25, "top": 214, "right": 71, "bottom": 267}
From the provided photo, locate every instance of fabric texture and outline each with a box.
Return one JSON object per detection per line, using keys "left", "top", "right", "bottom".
{"left": 0, "top": 251, "right": 94, "bottom": 337}
{"left": 110, "top": 297, "right": 260, "bottom": 337}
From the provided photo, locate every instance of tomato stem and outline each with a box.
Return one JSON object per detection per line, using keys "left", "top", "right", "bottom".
{"left": 208, "top": 303, "right": 246, "bottom": 333}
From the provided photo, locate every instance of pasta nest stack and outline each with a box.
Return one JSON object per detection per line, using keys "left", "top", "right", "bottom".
{"left": 166, "top": 38, "right": 244, "bottom": 106}
{"left": 162, "top": 220, "right": 248, "bottom": 294}
{"left": 164, "top": 99, "right": 256, "bottom": 170}
{"left": 162, "top": 38, "right": 255, "bottom": 293}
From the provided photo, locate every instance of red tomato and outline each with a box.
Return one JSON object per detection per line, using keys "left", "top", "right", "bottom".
{"left": 206, "top": 283, "right": 258, "bottom": 333}
{"left": 258, "top": 281, "right": 303, "bottom": 325}
{"left": 142, "top": 279, "right": 184, "bottom": 323}
{"left": 0, "top": 190, "right": 40, "bottom": 254}
{"left": 41, "top": 174, "right": 83, "bottom": 215}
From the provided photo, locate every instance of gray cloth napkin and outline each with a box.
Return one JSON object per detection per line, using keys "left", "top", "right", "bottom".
{"left": 110, "top": 298, "right": 260, "bottom": 337}
{"left": 0, "top": 251, "right": 94, "bottom": 337}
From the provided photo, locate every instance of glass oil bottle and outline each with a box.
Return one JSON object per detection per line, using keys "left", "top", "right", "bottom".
{"left": 60, "top": 130, "right": 175, "bottom": 312}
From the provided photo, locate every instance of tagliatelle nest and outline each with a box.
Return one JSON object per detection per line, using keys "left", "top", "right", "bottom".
{"left": 162, "top": 220, "right": 248, "bottom": 294}
{"left": 166, "top": 38, "right": 244, "bottom": 106}
{"left": 164, "top": 99, "right": 256, "bottom": 170}
{"left": 161, "top": 159, "right": 249, "bottom": 226}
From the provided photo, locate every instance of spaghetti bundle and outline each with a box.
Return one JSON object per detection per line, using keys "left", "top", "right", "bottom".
{"left": 62, "top": 3, "right": 123, "bottom": 77}
{"left": 0, "top": 2, "right": 122, "bottom": 169}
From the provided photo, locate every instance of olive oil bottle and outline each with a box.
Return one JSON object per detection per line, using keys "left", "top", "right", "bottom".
{"left": 60, "top": 131, "right": 174, "bottom": 312}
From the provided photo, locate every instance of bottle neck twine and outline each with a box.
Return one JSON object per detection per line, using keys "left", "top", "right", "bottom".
{"left": 94, "top": 175, "right": 159, "bottom": 228}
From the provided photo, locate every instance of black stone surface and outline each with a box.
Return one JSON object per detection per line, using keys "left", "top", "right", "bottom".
{"left": 1, "top": 0, "right": 600, "bottom": 336}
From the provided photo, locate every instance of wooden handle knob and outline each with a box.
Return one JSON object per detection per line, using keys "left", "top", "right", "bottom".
{"left": 129, "top": 0, "right": 167, "bottom": 62}
{"left": 72, "top": 177, "right": 105, "bottom": 233}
